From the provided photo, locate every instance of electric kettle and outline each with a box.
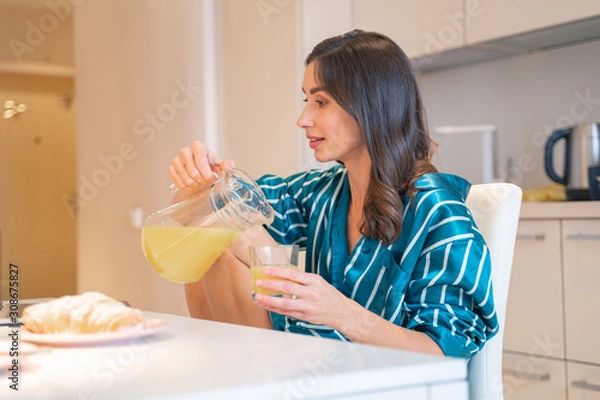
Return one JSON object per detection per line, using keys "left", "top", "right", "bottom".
{"left": 544, "top": 122, "right": 600, "bottom": 200}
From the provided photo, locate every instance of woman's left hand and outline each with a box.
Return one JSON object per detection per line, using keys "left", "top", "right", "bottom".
{"left": 255, "top": 267, "right": 444, "bottom": 356}
{"left": 253, "top": 268, "right": 352, "bottom": 328}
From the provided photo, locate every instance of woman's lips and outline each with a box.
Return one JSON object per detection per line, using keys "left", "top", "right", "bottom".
{"left": 308, "top": 136, "right": 324, "bottom": 149}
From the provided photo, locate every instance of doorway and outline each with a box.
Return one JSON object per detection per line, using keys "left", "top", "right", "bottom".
{"left": 0, "top": 73, "right": 76, "bottom": 299}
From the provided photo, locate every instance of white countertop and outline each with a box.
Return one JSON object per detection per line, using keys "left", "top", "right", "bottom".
{"left": 1, "top": 311, "right": 467, "bottom": 400}
{"left": 520, "top": 201, "right": 600, "bottom": 219}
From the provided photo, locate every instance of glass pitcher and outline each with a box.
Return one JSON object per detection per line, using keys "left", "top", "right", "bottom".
{"left": 141, "top": 168, "right": 274, "bottom": 283}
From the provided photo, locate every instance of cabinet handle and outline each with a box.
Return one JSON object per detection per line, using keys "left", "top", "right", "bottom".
{"left": 565, "top": 234, "right": 600, "bottom": 241}
{"left": 502, "top": 368, "right": 550, "bottom": 381}
{"left": 571, "top": 379, "right": 600, "bottom": 392}
{"left": 516, "top": 234, "right": 546, "bottom": 241}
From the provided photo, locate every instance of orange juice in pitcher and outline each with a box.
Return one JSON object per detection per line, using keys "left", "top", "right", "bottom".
{"left": 142, "top": 169, "right": 274, "bottom": 283}
{"left": 142, "top": 226, "right": 239, "bottom": 283}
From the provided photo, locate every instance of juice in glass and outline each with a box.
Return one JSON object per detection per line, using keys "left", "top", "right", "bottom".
{"left": 251, "top": 264, "right": 298, "bottom": 301}
{"left": 250, "top": 245, "right": 300, "bottom": 302}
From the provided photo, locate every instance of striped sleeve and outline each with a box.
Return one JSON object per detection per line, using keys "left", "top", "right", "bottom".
{"left": 257, "top": 168, "right": 336, "bottom": 247}
{"left": 401, "top": 197, "right": 498, "bottom": 358}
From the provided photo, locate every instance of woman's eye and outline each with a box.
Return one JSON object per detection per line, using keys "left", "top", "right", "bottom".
{"left": 301, "top": 97, "right": 327, "bottom": 106}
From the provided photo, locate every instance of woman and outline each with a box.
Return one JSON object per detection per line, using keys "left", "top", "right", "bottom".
{"left": 169, "top": 30, "right": 497, "bottom": 359}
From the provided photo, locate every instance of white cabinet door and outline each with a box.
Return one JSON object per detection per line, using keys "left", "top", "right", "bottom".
{"left": 353, "top": 0, "right": 464, "bottom": 58}
{"left": 340, "top": 381, "right": 467, "bottom": 399}
{"left": 504, "top": 220, "right": 565, "bottom": 359}
{"left": 567, "top": 361, "right": 600, "bottom": 400}
{"left": 429, "top": 381, "right": 468, "bottom": 400}
{"left": 562, "top": 219, "right": 600, "bottom": 365}
{"left": 503, "top": 353, "right": 566, "bottom": 400}
{"left": 466, "top": 0, "right": 600, "bottom": 45}
{"left": 340, "top": 387, "right": 428, "bottom": 399}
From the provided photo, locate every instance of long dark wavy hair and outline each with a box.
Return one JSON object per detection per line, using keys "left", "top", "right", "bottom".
{"left": 306, "top": 30, "right": 438, "bottom": 245}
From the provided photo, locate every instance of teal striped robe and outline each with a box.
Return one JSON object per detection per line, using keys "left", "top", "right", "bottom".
{"left": 257, "top": 165, "right": 498, "bottom": 358}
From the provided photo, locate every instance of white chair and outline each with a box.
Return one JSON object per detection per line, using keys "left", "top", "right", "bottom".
{"left": 466, "top": 183, "right": 522, "bottom": 400}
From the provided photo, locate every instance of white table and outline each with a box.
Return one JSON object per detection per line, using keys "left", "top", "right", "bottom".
{"left": 0, "top": 311, "right": 468, "bottom": 399}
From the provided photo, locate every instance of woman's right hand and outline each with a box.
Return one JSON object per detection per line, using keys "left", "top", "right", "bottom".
{"left": 168, "top": 141, "right": 235, "bottom": 192}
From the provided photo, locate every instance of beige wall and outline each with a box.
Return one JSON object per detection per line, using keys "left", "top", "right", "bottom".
{"left": 71, "top": 0, "right": 334, "bottom": 313}
{"left": 74, "top": 0, "right": 206, "bottom": 314}
{"left": 216, "top": 0, "right": 301, "bottom": 178}
{"left": 0, "top": 5, "right": 73, "bottom": 65}
{"left": 216, "top": 0, "right": 357, "bottom": 177}
{"left": 299, "top": 0, "right": 352, "bottom": 170}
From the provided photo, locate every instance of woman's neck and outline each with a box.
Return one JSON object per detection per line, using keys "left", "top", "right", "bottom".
{"left": 344, "top": 158, "right": 371, "bottom": 251}
{"left": 345, "top": 158, "right": 372, "bottom": 215}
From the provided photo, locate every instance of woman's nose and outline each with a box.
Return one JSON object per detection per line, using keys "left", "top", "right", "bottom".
{"left": 296, "top": 106, "right": 313, "bottom": 129}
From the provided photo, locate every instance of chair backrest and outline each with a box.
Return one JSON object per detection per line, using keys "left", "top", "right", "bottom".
{"left": 465, "top": 183, "right": 522, "bottom": 400}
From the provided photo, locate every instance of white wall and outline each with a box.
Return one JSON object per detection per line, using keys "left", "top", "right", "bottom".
{"left": 418, "top": 38, "right": 600, "bottom": 190}
{"left": 74, "top": 0, "right": 207, "bottom": 314}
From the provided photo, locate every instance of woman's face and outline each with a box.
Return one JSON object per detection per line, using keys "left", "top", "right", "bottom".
{"left": 297, "top": 62, "right": 369, "bottom": 166}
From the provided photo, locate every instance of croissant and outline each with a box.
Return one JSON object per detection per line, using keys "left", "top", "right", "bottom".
{"left": 21, "top": 292, "right": 145, "bottom": 334}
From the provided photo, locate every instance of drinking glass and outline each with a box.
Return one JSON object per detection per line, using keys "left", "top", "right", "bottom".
{"left": 250, "top": 245, "right": 299, "bottom": 302}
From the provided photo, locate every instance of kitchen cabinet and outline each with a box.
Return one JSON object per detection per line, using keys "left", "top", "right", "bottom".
{"left": 503, "top": 202, "right": 600, "bottom": 400}
{"left": 466, "top": 0, "right": 600, "bottom": 45}
{"left": 353, "top": 0, "right": 464, "bottom": 58}
{"left": 342, "top": 387, "right": 428, "bottom": 399}
{"left": 504, "top": 219, "right": 564, "bottom": 358}
{"left": 567, "top": 362, "right": 600, "bottom": 400}
{"left": 351, "top": 0, "right": 600, "bottom": 71}
{"left": 563, "top": 220, "right": 600, "bottom": 365}
{"left": 503, "top": 353, "right": 567, "bottom": 400}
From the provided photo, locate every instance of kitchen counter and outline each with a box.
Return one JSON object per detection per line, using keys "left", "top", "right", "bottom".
{"left": 1, "top": 311, "right": 468, "bottom": 400}
{"left": 520, "top": 201, "right": 600, "bottom": 219}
